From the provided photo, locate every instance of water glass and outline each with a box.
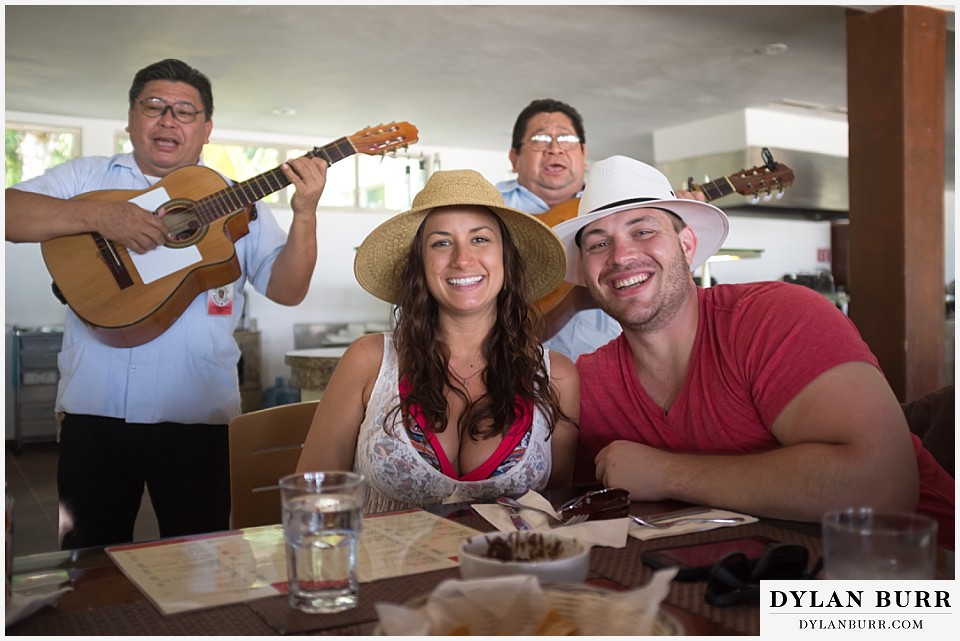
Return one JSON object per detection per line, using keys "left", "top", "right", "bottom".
{"left": 279, "top": 471, "right": 365, "bottom": 613}
{"left": 821, "top": 507, "right": 937, "bottom": 579}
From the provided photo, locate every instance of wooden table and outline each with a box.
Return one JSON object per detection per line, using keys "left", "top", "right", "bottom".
{"left": 0, "top": 501, "right": 846, "bottom": 636}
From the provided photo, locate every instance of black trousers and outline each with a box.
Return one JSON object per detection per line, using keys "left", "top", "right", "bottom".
{"left": 57, "top": 414, "right": 230, "bottom": 550}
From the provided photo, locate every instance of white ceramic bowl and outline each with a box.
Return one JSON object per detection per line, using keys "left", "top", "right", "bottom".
{"left": 458, "top": 531, "right": 590, "bottom": 583}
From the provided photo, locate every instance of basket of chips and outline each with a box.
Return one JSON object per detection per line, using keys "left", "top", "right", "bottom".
{"left": 375, "top": 571, "right": 683, "bottom": 635}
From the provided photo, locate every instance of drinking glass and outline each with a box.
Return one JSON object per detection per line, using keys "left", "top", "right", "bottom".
{"left": 279, "top": 471, "right": 365, "bottom": 613}
{"left": 821, "top": 507, "right": 937, "bottom": 579}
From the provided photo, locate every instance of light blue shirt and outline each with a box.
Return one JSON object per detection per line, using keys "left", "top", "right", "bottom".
{"left": 496, "top": 179, "right": 621, "bottom": 362}
{"left": 13, "top": 153, "right": 287, "bottom": 424}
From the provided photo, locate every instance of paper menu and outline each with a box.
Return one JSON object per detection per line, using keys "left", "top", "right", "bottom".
{"left": 106, "top": 509, "right": 481, "bottom": 615}
{"left": 359, "top": 508, "right": 480, "bottom": 581}
{"left": 106, "top": 525, "right": 285, "bottom": 615}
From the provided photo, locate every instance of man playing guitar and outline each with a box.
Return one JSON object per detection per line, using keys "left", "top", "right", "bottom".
{"left": 498, "top": 99, "right": 726, "bottom": 362}
{"left": 496, "top": 99, "right": 622, "bottom": 361}
{"left": 5, "top": 58, "right": 328, "bottom": 549}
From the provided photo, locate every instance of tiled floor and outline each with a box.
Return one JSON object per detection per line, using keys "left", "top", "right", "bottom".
{"left": 5, "top": 440, "right": 159, "bottom": 557}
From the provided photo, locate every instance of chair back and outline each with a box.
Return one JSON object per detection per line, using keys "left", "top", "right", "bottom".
{"left": 902, "top": 385, "right": 954, "bottom": 478}
{"left": 228, "top": 400, "right": 320, "bottom": 529}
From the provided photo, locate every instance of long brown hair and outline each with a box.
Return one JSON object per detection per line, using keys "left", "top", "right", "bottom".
{"left": 387, "top": 210, "right": 565, "bottom": 441}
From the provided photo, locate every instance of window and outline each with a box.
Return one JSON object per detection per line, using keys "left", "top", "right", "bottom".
{"left": 5, "top": 124, "right": 80, "bottom": 187}
{"left": 357, "top": 154, "right": 428, "bottom": 210}
{"left": 203, "top": 143, "right": 282, "bottom": 204}
{"left": 111, "top": 132, "right": 434, "bottom": 211}
{"left": 117, "top": 134, "right": 288, "bottom": 205}
{"left": 290, "top": 147, "right": 429, "bottom": 210}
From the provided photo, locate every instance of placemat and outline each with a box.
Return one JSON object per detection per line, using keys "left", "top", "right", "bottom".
{"left": 589, "top": 521, "right": 823, "bottom": 636}
{"left": 247, "top": 567, "right": 462, "bottom": 634}
{"left": 6, "top": 600, "right": 276, "bottom": 636}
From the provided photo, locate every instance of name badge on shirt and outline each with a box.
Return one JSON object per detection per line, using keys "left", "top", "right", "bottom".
{"left": 207, "top": 284, "right": 233, "bottom": 316}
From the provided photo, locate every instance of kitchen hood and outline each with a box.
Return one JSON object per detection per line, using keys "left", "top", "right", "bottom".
{"left": 656, "top": 146, "right": 849, "bottom": 221}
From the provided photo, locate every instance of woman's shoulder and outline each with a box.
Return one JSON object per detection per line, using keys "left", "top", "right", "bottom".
{"left": 546, "top": 348, "right": 578, "bottom": 380}
{"left": 340, "top": 333, "right": 386, "bottom": 371}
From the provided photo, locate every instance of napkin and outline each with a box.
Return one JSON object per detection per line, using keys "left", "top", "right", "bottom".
{"left": 628, "top": 507, "right": 758, "bottom": 541}
{"left": 375, "top": 569, "right": 679, "bottom": 635}
{"left": 472, "top": 490, "right": 629, "bottom": 548}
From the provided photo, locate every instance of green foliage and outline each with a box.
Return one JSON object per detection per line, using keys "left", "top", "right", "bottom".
{"left": 5, "top": 127, "right": 78, "bottom": 188}
{"left": 5, "top": 129, "right": 26, "bottom": 187}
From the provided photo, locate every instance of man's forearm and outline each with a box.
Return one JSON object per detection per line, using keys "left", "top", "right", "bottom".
{"left": 265, "top": 213, "right": 317, "bottom": 305}
{"left": 650, "top": 443, "right": 919, "bottom": 522}
{"left": 5, "top": 189, "right": 92, "bottom": 242}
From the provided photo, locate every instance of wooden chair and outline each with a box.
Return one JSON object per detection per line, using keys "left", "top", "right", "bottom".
{"left": 228, "top": 400, "right": 320, "bottom": 529}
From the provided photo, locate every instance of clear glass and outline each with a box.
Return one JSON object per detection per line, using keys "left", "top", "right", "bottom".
{"left": 279, "top": 471, "right": 365, "bottom": 613}
{"left": 821, "top": 507, "right": 937, "bottom": 579}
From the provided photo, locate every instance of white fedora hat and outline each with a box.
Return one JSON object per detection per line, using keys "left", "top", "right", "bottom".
{"left": 552, "top": 155, "right": 729, "bottom": 286}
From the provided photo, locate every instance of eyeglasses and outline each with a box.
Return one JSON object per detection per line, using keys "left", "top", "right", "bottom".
{"left": 134, "top": 97, "right": 204, "bottom": 124}
{"left": 521, "top": 133, "right": 581, "bottom": 152}
{"left": 704, "top": 544, "right": 822, "bottom": 607}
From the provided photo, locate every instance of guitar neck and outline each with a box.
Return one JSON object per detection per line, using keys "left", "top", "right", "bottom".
{"left": 190, "top": 137, "right": 357, "bottom": 225}
{"left": 694, "top": 176, "right": 737, "bottom": 203}
{"left": 691, "top": 149, "right": 795, "bottom": 203}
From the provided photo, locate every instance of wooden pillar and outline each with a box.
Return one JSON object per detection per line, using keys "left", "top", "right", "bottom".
{"left": 846, "top": 6, "right": 946, "bottom": 402}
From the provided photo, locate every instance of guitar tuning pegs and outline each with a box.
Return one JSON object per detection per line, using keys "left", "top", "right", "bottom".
{"left": 763, "top": 192, "right": 773, "bottom": 202}
{"left": 776, "top": 190, "right": 785, "bottom": 200}
{"left": 751, "top": 195, "right": 760, "bottom": 205}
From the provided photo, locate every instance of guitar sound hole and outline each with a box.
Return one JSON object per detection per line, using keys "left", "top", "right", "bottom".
{"left": 161, "top": 199, "right": 206, "bottom": 248}
{"left": 174, "top": 221, "right": 200, "bottom": 242}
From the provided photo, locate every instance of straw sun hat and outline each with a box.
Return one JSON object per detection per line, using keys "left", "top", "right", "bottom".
{"left": 552, "top": 156, "right": 730, "bottom": 286}
{"left": 354, "top": 169, "right": 567, "bottom": 305}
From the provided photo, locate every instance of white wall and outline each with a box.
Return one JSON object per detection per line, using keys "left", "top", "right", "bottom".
{"left": 653, "top": 108, "right": 849, "bottom": 162}
{"left": 701, "top": 216, "right": 832, "bottom": 285}
{"left": 654, "top": 108, "right": 956, "bottom": 287}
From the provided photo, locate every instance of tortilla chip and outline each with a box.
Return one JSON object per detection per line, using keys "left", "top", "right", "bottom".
{"left": 534, "top": 608, "right": 578, "bottom": 635}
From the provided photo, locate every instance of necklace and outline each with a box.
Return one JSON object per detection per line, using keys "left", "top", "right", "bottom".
{"left": 449, "top": 363, "right": 486, "bottom": 387}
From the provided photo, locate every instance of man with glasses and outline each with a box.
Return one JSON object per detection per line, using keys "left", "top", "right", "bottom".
{"left": 497, "top": 99, "right": 622, "bottom": 361}
{"left": 5, "top": 58, "right": 328, "bottom": 549}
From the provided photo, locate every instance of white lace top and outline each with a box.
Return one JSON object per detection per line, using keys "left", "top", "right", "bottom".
{"left": 354, "top": 333, "right": 554, "bottom": 514}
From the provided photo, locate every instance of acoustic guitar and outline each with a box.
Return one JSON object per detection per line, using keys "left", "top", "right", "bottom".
{"left": 41, "top": 121, "right": 419, "bottom": 348}
{"left": 535, "top": 148, "right": 795, "bottom": 336}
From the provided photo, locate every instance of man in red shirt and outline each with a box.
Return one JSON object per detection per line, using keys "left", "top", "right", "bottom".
{"left": 552, "top": 155, "right": 954, "bottom": 548}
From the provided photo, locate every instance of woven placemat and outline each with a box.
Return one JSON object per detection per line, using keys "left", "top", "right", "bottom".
{"left": 7, "top": 600, "right": 276, "bottom": 636}
{"left": 589, "top": 522, "right": 823, "bottom": 636}
{"left": 247, "top": 567, "right": 462, "bottom": 634}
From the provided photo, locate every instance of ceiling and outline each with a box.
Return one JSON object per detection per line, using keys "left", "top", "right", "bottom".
{"left": 4, "top": 4, "right": 954, "bottom": 185}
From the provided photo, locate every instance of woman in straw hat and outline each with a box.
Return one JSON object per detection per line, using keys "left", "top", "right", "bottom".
{"left": 297, "top": 170, "right": 579, "bottom": 513}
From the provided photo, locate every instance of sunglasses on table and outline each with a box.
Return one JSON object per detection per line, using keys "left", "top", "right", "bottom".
{"left": 705, "top": 544, "right": 823, "bottom": 607}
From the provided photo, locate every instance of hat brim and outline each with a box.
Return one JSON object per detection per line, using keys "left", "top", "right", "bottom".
{"left": 552, "top": 198, "right": 730, "bottom": 286}
{"left": 354, "top": 203, "right": 568, "bottom": 305}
